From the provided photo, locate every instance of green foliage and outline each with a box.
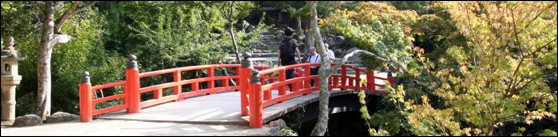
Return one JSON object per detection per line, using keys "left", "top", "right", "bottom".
{"left": 98, "top": 1, "right": 269, "bottom": 70}
{"left": 345, "top": 1, "right": 556, "bottom": 136}
{"left": 538, "top": 129, "right": 558, "bottom": 136}
{"left": 1, "top": 2, "right": 125, "bottom": 115}
{"left": 281, "top": 128, "right": 299, "bottom": 136}
{"left": 321, "top": 2, "right": 415, "bottom": 71}
{"left": 255, "top": 1, "right": 359, "bottom": 22}
{"left": 227, "top": 17, "right": 274, "bottom": 54}
{"left": 50, "top": 7, "right": 125, "bottom": 113}
{"left": 371, "top": 1, "right": 557, "bottom": 136}
{"left": 276, "top": 105, "right": 305, "bottom": 131}
{"left": 388, "top": 1, "right": 434, "bottom": 15}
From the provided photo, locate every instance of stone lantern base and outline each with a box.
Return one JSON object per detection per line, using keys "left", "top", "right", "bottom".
{"left": 1, "top": 75, "right": 21, "bottom": 124}
{"left": 1, "top": 120, "right": 14, "bottom": 126}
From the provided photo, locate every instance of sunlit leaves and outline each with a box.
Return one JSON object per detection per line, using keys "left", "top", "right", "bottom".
{"left": 412, "top": 1, "right": 557, "bottom": 135}
{"left": 357, "top": 1, "right": 556, "bottom": 136}
{"left": 320, "top": 2, "right": 415, "bottom": 71}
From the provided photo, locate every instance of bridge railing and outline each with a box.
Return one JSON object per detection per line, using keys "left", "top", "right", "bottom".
{"left": 137, "top": 64, "right": 241, "bottom": 108}
{"left": 79, "top": 52, "right": 394, "bottom": 128}
{"left": 79, "top": 55, "right": 241, "bottom": 122}
{"left": 79, "top": 72, "right": 128, "bottom": 122}
{"left": 246, "top": 61, "right": 393, "bottom": 128}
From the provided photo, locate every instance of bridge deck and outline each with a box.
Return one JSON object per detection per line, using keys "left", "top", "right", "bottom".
{"left": 96, "top": 74, "right": 389, "bottom": 125}
{"left": 96, "top": 91, "right": 248, "bottom": 125}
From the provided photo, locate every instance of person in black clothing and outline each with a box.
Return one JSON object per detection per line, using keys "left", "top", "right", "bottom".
{"left": 277, "top": 27, "right": 301, "bottom": 90}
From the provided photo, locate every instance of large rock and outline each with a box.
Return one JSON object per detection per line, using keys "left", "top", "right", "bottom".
{"left": 12, "top": 114, "right": 42, "bottom": 127}
{"left": 46, "top": 111, "right": 79, "bottom": 123}
{"left": 267, "top": 119, "right": 289, "bottom": 136}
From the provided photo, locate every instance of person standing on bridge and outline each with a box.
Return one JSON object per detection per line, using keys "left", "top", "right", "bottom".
{"left": 277, "top": 27, "right": 301, "bottom": 90}
{"left": 306, "top": 47, "right": 320, "bottom": 87}
{"left": 324, "top": 43, "right": 335, "bottom": 63}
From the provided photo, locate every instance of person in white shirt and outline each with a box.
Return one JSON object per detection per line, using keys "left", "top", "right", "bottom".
{"left": 324, "top": 43, "right": 335, "bottom": 63}
{"left": 307, "top": 47, "right": 320, "bottom": 87}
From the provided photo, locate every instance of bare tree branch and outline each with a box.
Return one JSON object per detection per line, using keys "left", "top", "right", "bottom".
{"left": 329, "top": 49, "right": 406, "bottom": 75}
{"left": 30, "top": 1, "right": 45, "bottom": 15}
{"left": 74, "top": 1, "right": 98, "bottom": 13}
{"left": 54, "top": 1, "right": 98, "bottom": 34}
{"left": 54, "top": 1, "right": 64, "bottom": 10}
{"left": 227, "top": 1, "right": 235, "bottom": 21}
{"left": 54, "top": 1, "right": 80, "bottom": 34}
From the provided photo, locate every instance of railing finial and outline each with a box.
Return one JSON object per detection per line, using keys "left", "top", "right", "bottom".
{"left": 250, "top": 69, "right": 260, "bottom": 83}
{"left": 241, "top": 51, "right": 253, "bottom": 68}
{"left": 81, "top": 71, "right": 90, "bottom": 84}
{"left": 127, "top": 54, "right": 137, "bottom": 69}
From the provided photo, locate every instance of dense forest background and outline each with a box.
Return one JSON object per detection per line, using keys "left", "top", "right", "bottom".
{"left": 1, "top": 1, "right": 556, "bottom": 136}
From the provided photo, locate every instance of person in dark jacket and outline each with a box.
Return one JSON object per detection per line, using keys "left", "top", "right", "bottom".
{"left": 277, "top": 27, "right": 301, "bottom": 90}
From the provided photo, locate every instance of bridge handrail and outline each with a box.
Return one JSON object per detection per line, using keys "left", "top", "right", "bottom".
{"left": 80, "top": 63, "right": 241, "bottom": 122}
{"left": 138, "top": 64, "right": 240, "bottom": 78}
{"left": 79, "top": 80, "right": 128, "bottom": 121}
{"left": 247, "top": 63, "right": 393, "bottom": 128}
{"left": 79, "top": 53, "right": 394, "bottom": 129}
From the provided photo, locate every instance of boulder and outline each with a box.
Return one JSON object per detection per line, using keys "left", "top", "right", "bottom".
{"left": 267, "top": 119, "right": 289, "bottom": 136}
{"left": 46, "top": 111, "right": 79, "bottom": 123}
{"left": 12, "top": 114, "right": 42, "bottom": 127}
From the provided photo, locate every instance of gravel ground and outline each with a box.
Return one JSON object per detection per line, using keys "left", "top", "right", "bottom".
{"left": 1, "top": 119, "right": 272, "bottom": 136}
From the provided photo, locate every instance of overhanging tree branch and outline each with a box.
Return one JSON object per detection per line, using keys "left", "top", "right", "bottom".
{"left": 30, "top": 1, "right": 45, "bottom": 15}
{"left": 54, "top": 1, "right": 64, "bottom": 10}
{"left": 54, "top": 1, "right": 98, "bottom": 34}
{"left": 329, "top": 49, "right": 407, "bottom": 75}
{"left": 74, "top": 1, "right": 98, "bottom": 13}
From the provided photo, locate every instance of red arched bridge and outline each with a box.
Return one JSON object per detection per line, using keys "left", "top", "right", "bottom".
{"left": 79, "top": 53, "right": 393, "bottom": 128}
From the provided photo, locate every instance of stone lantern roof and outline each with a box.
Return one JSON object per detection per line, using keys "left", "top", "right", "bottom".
{"left": 1, "top": 36, "right": 26, "bottom": 60}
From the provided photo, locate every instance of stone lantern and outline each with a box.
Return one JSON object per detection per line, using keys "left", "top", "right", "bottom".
{"left": 1, "top": 36, "right": 26, "bottom": 124}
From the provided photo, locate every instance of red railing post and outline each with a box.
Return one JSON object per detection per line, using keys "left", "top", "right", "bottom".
{"left": 303, "top": 65, "right": 311, "bottom": 95}
{"left": 388, "top": 70, "right": 394, "bottom": 88}
{"left": 192, "top": 82, "right": 199, "bottom": 91}
{"left": 355, "top": 69, "right": 360, "bottom": 90}
{"left": 293, "top": 71, "right": 301, "bottom": 92}
{"left": 173, "top": 70, "right": 182, "bottom": 102}
{"left": 126, "top": 55, "right": 141, "bottom": 113}
{"left": 348, "top": 68, "right": 354, "bottom": 90}
{"left": 239, "top": 52, "right": 253, "bottom": 116}
{"left": 79, "top": 72, "right": 93, "bottom": 122}
{"left": 341, "top": 65, "right": 346, "bottom": 90}
{"left": 332, "top": 63, "right": 338, "bottom": 89}
{"left": 278, "top": 68, "right": 288, "bottom": 103}
{"left": 279, "top": 68, "right": 286, "bottom": 95}
{"left": 207, "top": 66, "right": 215, "bottom": 95}
{"left": 223, "top": 76, "right": 229, "bottom": 87}
{"left": 249, "top": 69, "right": 263, "bottom": 128}
{"left": 367, "top": 69, "right": 375, "bottom": 92}
{"left": 154, "top": 89, "right": 162, "bottom": 99}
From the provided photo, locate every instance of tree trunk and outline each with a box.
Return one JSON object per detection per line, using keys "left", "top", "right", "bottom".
{"left": 304, "top": 21, "right": 314, "bottom": 58}
{"left": 31, "top": 1, "right": 95, "bottom": 120}
{"left": 308, "top": 1, "right": 331, "bottom": 136}
{"left": 229, "top": 22, "right": 241, "bottom": 64}
{"left": 35, "top": 1, "right": 56, "bottom": 120}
